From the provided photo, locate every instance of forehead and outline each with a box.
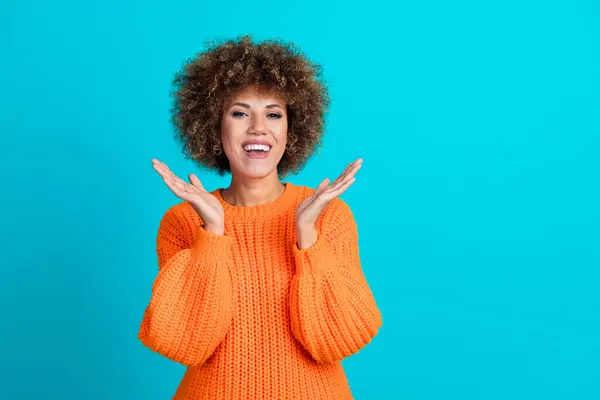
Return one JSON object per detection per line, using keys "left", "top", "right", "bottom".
{"left": 229, "top": 85, "right": 286, "bottom": 105}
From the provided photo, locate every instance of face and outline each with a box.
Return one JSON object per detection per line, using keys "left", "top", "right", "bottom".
{"left": 220, "top": 85, "right": 288, "bottom": 179}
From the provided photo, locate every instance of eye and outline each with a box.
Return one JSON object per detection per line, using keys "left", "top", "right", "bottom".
{"left": 232, "top": 111, "right": 281, "bottom": 118}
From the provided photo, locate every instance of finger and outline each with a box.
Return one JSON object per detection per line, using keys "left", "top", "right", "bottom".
{"left": 297, "top": 177, "right": 330, "bottom": 213}
{"left": 310, "top": 178, "right": 331, "bottom": 202}
{"left": 162, "top": 175, "right": 183, "bottom": 197}
{"left": 166, "top": 175, "right": 198, "bottom": 200}
{"left": 188, "top": 173, "right": 205, "bottom": 191}
{"left": 316, "top": 178, "right": 330, "bottom": 191}
{"left": 331, "top": 158, "right": 362, "bottom": 187}
{"left": 154, "top": 160, "right": 179, "bottom": 181}
{"left": 153, "top": 161, "right": 189, "bottom": 195}
{"left": 156, "top": 163, "right": 186, "bottom": 186}
{"left": 152, "top": 161, "right": 171, "bottom": 177}
{"left": 331, "top": 161, "right": 355, "bottom": 187}
{"left": 164, "top": 175, "right": 187, "bottom": 191}
{"left": 162, "top": 165, "right": 179, "bottom": 181}
{"left": 329, "top": 177, "right": 356, "bottom": 197}
{"left": 330, "top": 161, "right": 362, "bottom": 191}
{"left": 155, "top": 162, "right": 186, "bottom": 189}
{"left": 153, "top": 163, "right": 171, "bottom": 180}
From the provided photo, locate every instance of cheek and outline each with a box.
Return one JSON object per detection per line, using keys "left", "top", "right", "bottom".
{"left": 278, "top": 132, "right": 288, "bottom": 152}
{"left": 279, "top": 136, "right": 288, "bottom": 152}
{"left": 220, "top": 120, "right": 237, "bottom": 148}
{"left": 274, "top": 123, "right": 288, "bottom": 144}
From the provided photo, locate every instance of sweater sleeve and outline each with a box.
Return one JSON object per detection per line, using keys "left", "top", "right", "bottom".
{"left": 289, "top": 199, "right": 383, "bottom": 364}
{"left": 138, "top": 206, "right": 235, "bottom": 367}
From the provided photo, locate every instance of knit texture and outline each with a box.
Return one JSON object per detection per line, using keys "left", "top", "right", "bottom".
{"left": 138, "top": 182, "right": 383, "bottom": 399}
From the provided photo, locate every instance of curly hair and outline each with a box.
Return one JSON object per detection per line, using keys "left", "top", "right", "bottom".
{"left": 168, "top": 34, "right": 331, "bottom": 178}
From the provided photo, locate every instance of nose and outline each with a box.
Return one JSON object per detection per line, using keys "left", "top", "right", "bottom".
{"left": 249, "top": 114, "right": 268, "bottom": 135}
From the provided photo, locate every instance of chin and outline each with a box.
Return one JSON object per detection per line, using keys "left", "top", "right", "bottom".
{"left": 245, "top": 164, "right": 279, "bottom": 178}
{"left": 229, "top": 161, "right": 278, "bottom": 179}
{"left": 228, "top": 148, "right": 284, "bottom": 179}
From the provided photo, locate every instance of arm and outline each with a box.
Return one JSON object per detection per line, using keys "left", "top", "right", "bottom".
{"left": 289, "top": 199, "right": 383, "bottom": 364}
{"left": 138, "top": 206, "right": 234, "bottom": 367}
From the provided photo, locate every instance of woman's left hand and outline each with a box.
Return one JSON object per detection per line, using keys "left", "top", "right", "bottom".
{"left": 295, "top": 158, "right": 362, "bottom": 248}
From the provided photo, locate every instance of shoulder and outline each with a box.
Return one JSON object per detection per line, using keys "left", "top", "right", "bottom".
{"left": 323, "top": 197, "right": 355, "bottom": 227}
{"left": 158, "top": 201, "right": 202, "bottom": 230}
{"left": 320, "top": 196, "right": 358, "bottom": 239}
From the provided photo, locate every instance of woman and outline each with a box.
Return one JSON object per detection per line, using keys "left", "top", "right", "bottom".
{"left": 138, "top": 35, "right": 383, "bottom": 399}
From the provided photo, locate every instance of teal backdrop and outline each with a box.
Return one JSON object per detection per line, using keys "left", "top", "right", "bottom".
{"left": 1, "top": 0, "right": 599, "bottom": 399}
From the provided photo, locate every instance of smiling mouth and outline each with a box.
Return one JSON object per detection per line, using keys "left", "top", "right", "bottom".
{"left": 242, "top": 144, "right": 272, "bottom": 154}
{"left": 242, "top": 144, "right": 272, "bottom": 159}
{"left": 244, "top": 148, "right": 269, "bottom": 153}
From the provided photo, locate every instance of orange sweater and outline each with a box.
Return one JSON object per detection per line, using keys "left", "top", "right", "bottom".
{"left": 138, "top": 182, "right": 383, "bottom": 399}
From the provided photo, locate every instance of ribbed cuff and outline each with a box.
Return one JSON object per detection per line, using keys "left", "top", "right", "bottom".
{"left": 292, "top": 232, "right": 336, "bottom": 276}
{"left": 191, "top": 225, "right": 234, "bottom": 263}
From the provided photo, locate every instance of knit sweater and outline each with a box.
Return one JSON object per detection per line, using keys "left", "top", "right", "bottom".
{"left": 138, "top": 181, "right": 383, "bottom": 399}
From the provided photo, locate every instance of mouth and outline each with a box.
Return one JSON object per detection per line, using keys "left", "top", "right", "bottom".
{"left": 242, "top": 143, "right": 272, "bottom": 153}
{"left": 242, "top": 143, "right": 272, "bottom": 159}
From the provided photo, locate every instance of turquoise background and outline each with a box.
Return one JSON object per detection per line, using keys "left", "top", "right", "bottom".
{"left": 1, "top": 0, "right": 599, "bottom": 398}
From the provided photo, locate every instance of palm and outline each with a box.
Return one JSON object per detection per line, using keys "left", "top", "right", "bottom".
{"left": 152, "top": 158, "right": 224, "bottom": 227}
{"left": 295, "top": 158, "right": 362, "bottom": 227}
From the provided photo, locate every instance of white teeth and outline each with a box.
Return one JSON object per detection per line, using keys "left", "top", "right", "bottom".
{"left": 243, "top": 144, "right": 271, "bottom": 151}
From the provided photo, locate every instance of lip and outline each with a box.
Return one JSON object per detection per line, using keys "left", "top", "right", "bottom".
{"left": 241, "top": 139, "right": 272, "bottom": 148}
{"left": 241, "top": 139, "right": 272, "bottom": 159}
{"left": 244, "top": 149, "right": 270, "bottom": 159}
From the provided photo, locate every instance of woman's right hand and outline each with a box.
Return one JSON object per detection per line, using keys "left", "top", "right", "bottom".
{"left": 152, "top": 158, "right": 225, "bottom": 234}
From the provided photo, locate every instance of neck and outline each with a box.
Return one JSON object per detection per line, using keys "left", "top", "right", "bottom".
{"left": 221, "top": 171, "right": 285, "bottom": 207}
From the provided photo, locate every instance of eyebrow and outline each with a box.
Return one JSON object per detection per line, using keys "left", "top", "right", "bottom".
{"left": 229, "top": 102, "right": 283, "bottom": 110}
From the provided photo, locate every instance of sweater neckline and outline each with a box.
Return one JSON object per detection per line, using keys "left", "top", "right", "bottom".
{"left": 213, "top": 181, "right": 299, "bottom": 219}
